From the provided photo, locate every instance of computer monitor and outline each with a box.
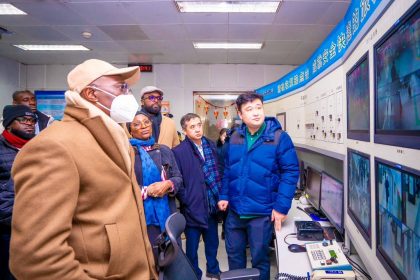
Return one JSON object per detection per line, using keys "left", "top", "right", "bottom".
{"left": 305, "top": 166, "right": 322, "bottom": 210}
{"left": 348, "top": 148, "right": 371, "bottom": 247}
{"left": 374, "top": 2, "right": 420, "bottom": 149}
{"left": 320, "top": 172, "right": 344, "bottom": 235}
{"left": 375, "top": 157, "right": 420, "bottom": 280}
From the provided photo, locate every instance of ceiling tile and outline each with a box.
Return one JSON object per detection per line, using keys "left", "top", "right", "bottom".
{"left": 196, "top": 51, "right": 228, "bottom": 64}
{"left": 8, "top": 26, "right": 71, "bottom": 41}
{"left": 122, "top": 1, "right": 182, "bottom": 25}
{"left": 228, "top": 24, "right": 269, "bottom": 40}
{"left": 98, "top": 25, "right": 149, "bottom": 41}
{"left": 228, "top": 13, "right": 276, "bottom": 24}
{"left": 266, "top": 24, "right": 334, "bottom": 42}
{"left": 227, "top": 51, "right": 259, "bottom": 64}
{"left": 67, "top": 2, "right": 137, "bottom": 25}
{"left": 140, "top": 25, "right": 188, "bottom": 40}
{"left": 52, "top": 25, "right": 115, "bottom": 42}
{"left": 262, "top": 40, "right": 301, "bottom": 54}
{"left": 13, "top": 2, "right": 89, "bottom": 25}
{"left": 181, "top": 13, "right": 228, "bottom": 24}
{"left": 117, "top": 40, "right": 164, "bottom": 53}
{"left": 274, "top": 1, "right": 329, "bottom": 24}
{"left": 185, "top": 24, "right": 228, "bottom": 40}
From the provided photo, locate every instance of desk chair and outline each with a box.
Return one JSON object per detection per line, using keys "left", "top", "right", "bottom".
{"left": 157, "top": 212, "right": 260, "bottom": 280}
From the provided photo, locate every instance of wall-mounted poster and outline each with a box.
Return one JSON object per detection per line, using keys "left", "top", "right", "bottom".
{"left": 34, "top": 90, "right": 66, "bottom": 120}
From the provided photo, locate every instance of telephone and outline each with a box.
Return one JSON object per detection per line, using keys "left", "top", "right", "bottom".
{"left": 305, "top": 240, "right": 352, "bottom": 271}
{"left": 311, "top": 270, "right": 356, "bottom": 280}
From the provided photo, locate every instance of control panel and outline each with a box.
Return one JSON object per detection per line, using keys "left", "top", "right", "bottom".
{"left": 306, "top": 240, "right": 352, "bottom": 271}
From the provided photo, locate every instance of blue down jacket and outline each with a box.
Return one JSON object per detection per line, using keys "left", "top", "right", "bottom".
{"left": 219, "top": 117, "right": 299, "bottom": 216}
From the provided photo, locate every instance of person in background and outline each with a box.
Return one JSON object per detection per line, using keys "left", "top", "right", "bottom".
{"left": 218, "top": 93, "right": 299, "bottom": 280}
{"left": 0, "top": 104, "right": 37, "bottom": 280}
{"left": 140, "top": 86, "right": 180, "bottom": 148}
{"left": 9, "top": 59, "right": 157, "bottom": 280}
{"left": 216, "top": 128, "right": 228, "bottom": 176}
{"left": 12, "top": 90, "right": 54, "bottom": 134}
{"left": 216, "top": 127, "right": 228, "bottom": 240}
{"left": 173, "top": 113, "right": 222, "bottom": 280}
{"left": 128, "top": 111, "right": 182, "bottom": 262}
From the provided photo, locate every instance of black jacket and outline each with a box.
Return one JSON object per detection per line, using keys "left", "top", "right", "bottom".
{"left": 0, "top": 135, "right": 19, "bottom": 226}
{"left": 172, "top": 136, "right": 218, "bottom": 228}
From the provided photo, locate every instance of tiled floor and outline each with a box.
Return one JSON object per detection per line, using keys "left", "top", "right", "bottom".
{"left": 182, "top": 224, "right": 278, "bottom": 280}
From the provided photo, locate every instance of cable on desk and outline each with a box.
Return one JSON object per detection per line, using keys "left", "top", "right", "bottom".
{"left": 275, "top": 272, "right": 310, "bottom": 280}
{"left": 346, "top": 256, "right": 372, "bottom": 280}
{"left": 283, "top": 233, "right": 297, "bottom": 246}
{"left": 296, "top": 206, "right": 311, "bottom": 217}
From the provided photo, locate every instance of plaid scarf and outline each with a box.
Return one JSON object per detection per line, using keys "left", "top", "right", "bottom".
{"left": 200, "top": 137, "right": 221, "bottom": 215}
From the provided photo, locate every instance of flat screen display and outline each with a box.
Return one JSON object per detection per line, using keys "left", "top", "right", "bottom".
{"left": 347, "top": 53, "right": 370, "bottom": 141}
{"left": 320, "top": 172, "right": 344, "bottom": 234}
{"left": 374, "top": 3, "right": 420, "bottom": 149}
{"left": 306, "top": 166, "right": 322, "bottom": 210}
{"left": 348, "top": 149, "right": 371, "bottom": 246}
{"left": 376, "top": 158, "right": 420, "bottom": 280}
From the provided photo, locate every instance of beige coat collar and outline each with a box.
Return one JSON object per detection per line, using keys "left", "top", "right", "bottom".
{"left": 64, "top": 90, "right": 132, "bottom": 175}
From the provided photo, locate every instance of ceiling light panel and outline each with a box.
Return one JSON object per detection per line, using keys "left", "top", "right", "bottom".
{"left": 0, "top": 3, "right": 27, "bottom": 15}
{"left": 176, "top": 1, "right": 280, "bottom": 13}
{"left": 194, "top": 42, "right": 262, "bottom": 49}
{"left": 14, "top": 45, "right": 90, "bottom": 51}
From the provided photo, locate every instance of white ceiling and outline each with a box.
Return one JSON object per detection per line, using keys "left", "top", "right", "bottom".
{"left": 0, "top": 0, "right": 351, "bottom": 65}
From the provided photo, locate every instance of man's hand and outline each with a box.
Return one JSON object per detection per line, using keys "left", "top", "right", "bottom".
{"left": 271, "top": 209, "right": 287, "bottom": 232}
{"left": 218, "top": 200, "right": 229, "bottom": 211}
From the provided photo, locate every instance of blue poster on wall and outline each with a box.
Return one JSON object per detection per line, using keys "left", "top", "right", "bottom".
{"left": 256, "top": 0, "right": 391, "bottom": 101}
{"left": 34, "top": 90, "right": 66, "bottom": 120}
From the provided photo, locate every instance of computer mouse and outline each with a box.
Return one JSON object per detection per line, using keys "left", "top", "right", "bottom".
{"left": 288, "top": 244, "right": 307, "bottom": 253}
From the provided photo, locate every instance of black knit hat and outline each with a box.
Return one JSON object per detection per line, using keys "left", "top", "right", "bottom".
{"left": 2, "top": 105, "right": 37, "bottom": 128}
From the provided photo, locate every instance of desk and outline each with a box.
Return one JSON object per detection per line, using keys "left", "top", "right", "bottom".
{"left": 274, "top": 199, "right": 331, "bottom": 277}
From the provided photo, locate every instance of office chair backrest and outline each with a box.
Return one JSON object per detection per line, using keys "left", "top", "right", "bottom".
{"left": 157, "top": 212, "right": 260, "bottom": 280}
{"left": 157, "top": 212, "right": 198, "bottom": 280}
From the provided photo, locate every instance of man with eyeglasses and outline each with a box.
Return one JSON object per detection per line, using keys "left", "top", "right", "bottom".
{"left": 12, "top": 90, "right": 54, "bottom": 134}
{"left": 139, "top": 86, "right": 180, "bottom": 148}
{"left": 173, "top": 113, "right": 222, "bottom": 280}
{"left": 0, "top": 104, "right": 37, "bottom": 280}
{"left": 9, "top": 59, "right": 157, "bottom": 280}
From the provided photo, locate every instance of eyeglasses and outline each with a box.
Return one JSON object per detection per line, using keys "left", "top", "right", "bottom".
{"left": 143, "top": 95, "right": 163, "bottom": 102}
{"left": 15, "top": 117, "right": 37, "bottom": 125}
{"left": 87, "top": 83, "right": 132, "bottom": 97}
{"left": 131, "top": 119, "right": 152, "bottom": 130}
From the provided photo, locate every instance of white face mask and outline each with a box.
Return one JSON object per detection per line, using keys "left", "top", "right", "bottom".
{"left": 90, "top": 86, "right": 139, "bottom": 123}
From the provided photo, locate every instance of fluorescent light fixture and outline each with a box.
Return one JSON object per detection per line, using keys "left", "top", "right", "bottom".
{"left": 176, "top": 1, "right": 280, "bottom": 13}
{"left": 193, "top": 42, "right": 263, "bottom": 49}
{"left": 0, "top": 3, "right": 27, "bottom": 15}
{"left": 14, "top": 45, "right": 90, "bottom": 51}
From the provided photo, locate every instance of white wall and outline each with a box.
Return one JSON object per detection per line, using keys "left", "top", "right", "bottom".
{"left": 18, "top": 63, "right": 295, "bottom": 130}
{"left": 0, "top": 56, "right": 26, "bottom": 109}
{"left": 264, "top": 1, "right": 418, "bottom": 279}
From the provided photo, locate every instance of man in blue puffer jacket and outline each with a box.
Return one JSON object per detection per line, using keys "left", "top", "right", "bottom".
{"left": 218, "top": 92, "right": 299, "bottom": 280}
